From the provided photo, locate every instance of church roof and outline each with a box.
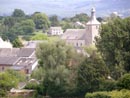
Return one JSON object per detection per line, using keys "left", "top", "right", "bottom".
{"left": 61, "top": 29, "right": 86, "bottom": 40}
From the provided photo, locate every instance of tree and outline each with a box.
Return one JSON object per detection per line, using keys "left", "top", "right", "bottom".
{"left": 0, "top": 71, "right": 19, "bottom": 97}
{"left": 12, "top": 37, "right": 23, "bottom": 48}
{"left": 97, "top": 17, "right": 104, "bottom": 22}
{"left": 96, "top": 17, "right": 130, "bottom": 79}
{"left": 49, "top": 15, "right": 60, "bottom": 26}
{"left": 20, "top": 19, "right": 35, "bottom": 34}
{"left": 117, "top": 74, "right": 130, "bottom": 90}
{"left": 33, "top": 13, "right": 50, "bottom": 30}
{"left": 70, "top": 13, "right": 89, "bottom": 23}
{"left": 3, "top": 16, "right": 15, "bottom": 28}
{"left": 76, "top": 53, "right": 109, "bottom": 97}
{"left": 35, "top": 40, "right": 84, "bottom": 97}
{"left": 12, "top": 9, "right": 25, "bottom": 17}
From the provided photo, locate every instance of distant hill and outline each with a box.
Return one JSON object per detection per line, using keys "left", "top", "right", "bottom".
{"left": 0, "top": 0, "right": 130, "bottom": 17}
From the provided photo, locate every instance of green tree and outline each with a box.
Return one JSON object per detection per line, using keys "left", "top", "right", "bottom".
{"left": 96, "top": 17, "right": 130, "bottom": 79}
{"left": 117, "top": 74, "right": 130, "bottom": 90}
{"left": 0, "top": 71, "right": 19, "bottom": 97}
{"left": 76, "top": 53, "right": 109, "bottom": 97}
{"left": 33, "top": 13, "right": 50, "bottom": 30}
{"left": 12, "top": 9, "right": 25, "bottom": 17}
{"left": 71, "top": 13, "right": 89, "bottom": 23}
{"left": 35, "top": 40, "right": 84, "bottom": 97}
{"left": 20, "top": 19, "right": 35, "bottom": 34}
{"left": 3, "top": 16, "right": 15, "bottom": 28}
{"left": 49, "top": 15, "right": 60, "bottom": 26}
{"left": 12, "top": 37, "right": 23, "bottom": 48}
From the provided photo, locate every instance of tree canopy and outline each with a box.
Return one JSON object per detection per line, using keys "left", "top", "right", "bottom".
{"left": 33, "top": 13, "right": 50, "bottom": 30}
{"left": 96, "top": 17, "right": 130, "bottom": 79}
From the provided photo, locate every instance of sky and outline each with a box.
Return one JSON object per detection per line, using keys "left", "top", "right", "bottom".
{"left": 0, "top": 0, "right": 130, "bottom": 17}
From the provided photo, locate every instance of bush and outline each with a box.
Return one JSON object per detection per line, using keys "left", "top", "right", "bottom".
{"left": 86, "top": 92, "right": 110, "bottom": 98}
{"left": 117, "top": 74, "right": 130, "bottom": 90}
{"left": 85, "top": 89, "right": 130, "bottom": 98}
{"left": 99, "top": 80, "right": 117, "bottom": 91}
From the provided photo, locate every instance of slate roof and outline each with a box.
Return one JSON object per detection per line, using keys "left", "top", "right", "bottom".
{"left": 61, "top": 29, "right": 86, "bottom": 40}
{"left": 17, "top": 48, "right": 35, "bottom": 57}
{"left": 0, "top": 48, "right": 35, "bottom": 57}
{"left": 0, "top": 57, "right": 19, "bottom": 65}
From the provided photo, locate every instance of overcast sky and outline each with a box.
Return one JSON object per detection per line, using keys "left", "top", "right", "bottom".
{"left": 0, "top": 0, "right": 130, "bottom": 17}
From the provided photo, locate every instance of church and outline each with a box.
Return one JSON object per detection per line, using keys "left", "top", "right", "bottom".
{"left": 61, "top": 8, "right": 100, "bottom": 47}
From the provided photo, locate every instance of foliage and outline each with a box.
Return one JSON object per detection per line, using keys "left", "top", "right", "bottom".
{"left": 76, "top": 52, "right": 109, "bottom": 97}
{"left": 117, "top": 74, "right": 130, "bottom": 90}
{"left": 33, "top": 13, "right": 50, "bottom": 30}
{"left": 0, "top": 71, "right": 19, "bottom": 97}
{"left": 84, "top": 45, "right": 97, "bottom": 55}
{"left": 99, "top": 79, "right": 117, "bottom": 91}
{"left": 12, "top": 37, "right": 23, "bottom": 47}
{"left": 70, "top": 13, "right": 89, "bottom": 23}
{"left": 19, "top": 19, "right": 35, "bottom": 34}
{"left": 85, "top": 89, "right": 130, "bottom": 98}
{"left": 31, "top": 33, "right": 48, "bottom": 40}
{"left": 96, "top": 17, "right": 130, "bottom": 79}
{"left": 35, "top": 40, "right": 84, "bottom": 97}
{"left": 36, "top": 41, "right": 75, "bottom": 68}
{"left": 12, "top": 9, "right": 25, "bottom": 17}
{"left": 3, "top": 16, "right": 15, "bottom": 28}
{"left": 49, "top": 15, "right": 60, "bottom": 26}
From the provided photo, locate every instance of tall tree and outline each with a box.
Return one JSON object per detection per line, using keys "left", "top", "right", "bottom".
{"left": 96, "top": 17, "right": 130, "bottom": 79}
{"left": 12, "top": 9, "right": 25, "bottom": 17}
{"left": 49, "top": 15, "right": 60, "bottom": 26}
{"left": 76, "top": 53, "right": 109, "bottom": 97}
{"left": 20, "top": 19, "right": 35, "bottom": 34}
{"left": 33, "top": 13, "right": 50, "bottom": 30}
{"left": 35, "top": 41, "right": 84, "bottom": 97}
{"left": 3, "top": 16, "right": 15, "bottom": 28}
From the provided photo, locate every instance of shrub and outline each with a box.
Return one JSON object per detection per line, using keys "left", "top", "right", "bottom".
{"left": 86, "top": 92, "right": 110, "bottom": 98}
{"left": 117, "top": 74, "right": 130, "bottom": 90}
{"left": 85, "top": 89, "right": 130, "bottom": 98}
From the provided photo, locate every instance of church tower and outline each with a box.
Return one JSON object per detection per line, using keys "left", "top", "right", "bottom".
{"left": 86, "top": 7, "right": 100, "bottom": 45}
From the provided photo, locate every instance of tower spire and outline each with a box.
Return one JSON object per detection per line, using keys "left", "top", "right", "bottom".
{"left": 91, "top": 7, "right": 96, "bottom": 20}
{"left": 86, "top": 7, "right": 100, "bottom": 25}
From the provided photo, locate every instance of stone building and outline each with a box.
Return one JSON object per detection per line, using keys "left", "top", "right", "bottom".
{"left": 61, "top": 8, "right": 100, "bottom": 47}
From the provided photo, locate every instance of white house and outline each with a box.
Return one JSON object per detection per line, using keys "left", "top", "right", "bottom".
{"left": 48, "top": 27, "right": 63, "bottom": 36}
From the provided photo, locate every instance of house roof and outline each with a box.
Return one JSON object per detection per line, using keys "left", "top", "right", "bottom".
{"left": 61, "top": 29, "right": 86, "bottom": 40}
{"left": 50, "top": 27, "right": 62, "bottom": 30}
{"left": 0, "top": 48, "right": 35, "bottom": 57}
{"left": 14, "top": 57, "right": 37, "bottom": 67}
{"left": 17, "top": 48, "right": 35, "bottom": 57}
{"left": 0, "top": 57, "right": 19, "bottom": 65}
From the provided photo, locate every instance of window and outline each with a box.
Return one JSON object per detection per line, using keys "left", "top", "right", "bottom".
{"left": 80, "top": 43, "right": 82, "bottom": 46}
{"left": 76, "top": 43, "right": 78, "bottom": 47}
{"left": 96, "top": 26, "right": 98, "bottom": 29}
{"left": 2, "top": 66, "right": 4, "bottom": 71}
